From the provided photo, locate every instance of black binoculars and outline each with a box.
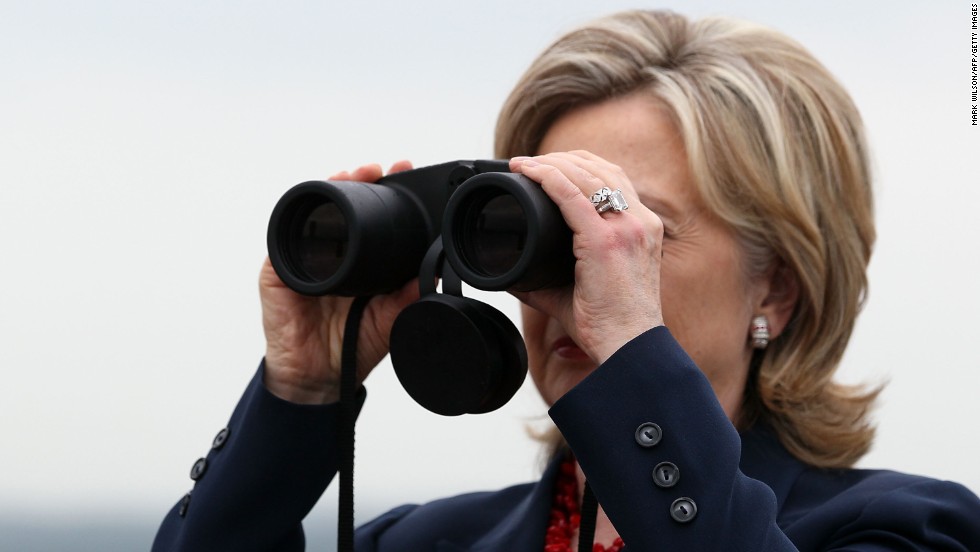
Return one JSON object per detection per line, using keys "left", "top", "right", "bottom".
{"left": 267, "top": 160, "right": 575, "bottom": 416}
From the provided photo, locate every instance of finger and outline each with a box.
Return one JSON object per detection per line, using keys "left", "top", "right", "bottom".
{"left": 547, "top": 152, "right": 634, "bottom": 196}
{"left": 259, "top": 256, "right": 289, "bottom": 290}
{"left": 508, "top": 156, "right": 532, "bottom": 172}
{"left": 533, "top": 154, "right": 611, "bottom": 198}
{"left": 350, "top": 163, "right": 384, "bottom": 183}
{"left": 330, "top": 160, "right": 412, "bottom": 182}
{"left": 369, "top": 278, "right": 422, "bottom": 333}
{"left": 508, "top": 287, "right": 569, "bottom": 328}
{"left": 538, "top": 153, "right": 657, "bottom": 226}
{"left": 520, "top": 155, "right": 665, "bottom": 253}
{"left": 388, "top": 160, "right": 414, "bottom": 174}
{"left": 564, "top": 149, "right": 615, "bottom": 166}
{"left": 526, "top": 155, "right": 641, "bottom": 225}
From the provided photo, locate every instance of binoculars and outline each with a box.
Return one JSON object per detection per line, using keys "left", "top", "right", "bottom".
{"left": 267, "top": 160, "right": 575, "bottom": 415}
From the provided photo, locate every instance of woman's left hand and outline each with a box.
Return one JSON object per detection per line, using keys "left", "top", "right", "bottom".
{"left": 509, "top": 151, "right": 665, "bottom": 363}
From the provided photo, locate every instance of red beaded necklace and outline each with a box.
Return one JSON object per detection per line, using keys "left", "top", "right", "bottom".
{"left": 545, "top": 456, "right": 625, "bottom": 552}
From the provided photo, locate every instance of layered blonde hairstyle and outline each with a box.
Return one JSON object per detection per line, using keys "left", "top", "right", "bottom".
{"left": 497, "top": 10, "right": 880, "bottom": 468}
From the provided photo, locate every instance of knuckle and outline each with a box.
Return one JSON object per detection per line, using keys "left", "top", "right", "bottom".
{"left": 577, "top": 167, "right": 604, "bottom": 189}
{"left": 597, "top": 216, "right": 661, "bottom": 253}
{"left": 557, "top": 184, "right": 583, "bottom": 204}
{"left": 538, "top": 166, "right": 582, "bottom": 203}
{"left": 623, "top": 218, "right": 650, "bottom": 245}
{"left": 538, "top": 164, "right": 562, "bottom": 179}
{"left": 646, "top": 214, "right": 665, "bottom": 237}
{"left": 595, "top": 228, "right": 628, "bottom": 253}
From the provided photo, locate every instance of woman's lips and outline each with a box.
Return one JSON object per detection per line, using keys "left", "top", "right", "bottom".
{"left": 551, "top": 336, "right": 591, "bottom": 360}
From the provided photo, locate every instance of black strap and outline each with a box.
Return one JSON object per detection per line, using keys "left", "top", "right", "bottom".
{"left": 338, "top": 296, "right": 371, "bottom": 552}
{"left": 418, "top": 237, "right": 463, "bottom": 297}
{"left": 579, "top": 480, "right": 598, "bottom": 552}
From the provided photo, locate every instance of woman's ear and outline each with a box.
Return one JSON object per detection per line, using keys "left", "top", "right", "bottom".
{"left": 755, "top": 263, "right": 800, "bottom": 340}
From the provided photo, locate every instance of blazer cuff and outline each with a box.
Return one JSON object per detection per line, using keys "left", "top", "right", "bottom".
{"left": 548, "top": 326, "right": 757, "bottom": 548}
{"left": 154, "top": 360, "right": 366, "bottom": 551}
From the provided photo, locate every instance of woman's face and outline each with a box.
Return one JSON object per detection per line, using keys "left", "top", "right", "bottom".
{"left": 522, "top": 93, "right": 767, "bottom": 418}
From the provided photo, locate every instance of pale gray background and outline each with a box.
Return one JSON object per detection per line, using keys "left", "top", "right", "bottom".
{"left": 1, "top": 1, "right": 977, "bottom": 550}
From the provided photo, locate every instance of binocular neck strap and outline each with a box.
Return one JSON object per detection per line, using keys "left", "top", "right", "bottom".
{"left": 418, "top": 238, "right": 463, "bottom": 298}
{"left": 579, "top": 480, "right": 599, "bottom": 552}
{"left": 338, "top": 295, "right": 371, "bottom": 552}
{"left": 337, "top": 240, "right": 460, "bottom": 551}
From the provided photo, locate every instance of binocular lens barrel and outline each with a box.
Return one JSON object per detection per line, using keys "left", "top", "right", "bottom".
{"left": 444, "top": 173, "right": 574, "bottom": 292}
{"left": 268, "top": 180, "right": 431, "bottom": 296}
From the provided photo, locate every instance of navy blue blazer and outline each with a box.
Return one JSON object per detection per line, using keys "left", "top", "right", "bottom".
{"left": 153, "top": 327, "right": 980, "bottom": 551}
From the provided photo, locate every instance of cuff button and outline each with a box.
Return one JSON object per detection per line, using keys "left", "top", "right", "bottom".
{"left": 670, "top": 497, "right": 697, "bottom": 523}
{"left": 189, "top": 457, "right": 208, "bottom": 481}
{"left": 653, "top": 462, "right": 680, "bottom": 488}
{"left": 634, "top": 422, "right": 663, "bottom": 447}
{"left": 178, "top": 492, "right": 192, "bottom": 517}
{"left": 211, "top": 427, "right": 230, "bottom": 450}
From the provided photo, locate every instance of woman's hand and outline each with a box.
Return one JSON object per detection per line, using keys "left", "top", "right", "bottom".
{"left": 261, "top": 161, "right": 419, "bottom": 404}
{"left": 509, "top": 151, "right": 665, "bottom": 364}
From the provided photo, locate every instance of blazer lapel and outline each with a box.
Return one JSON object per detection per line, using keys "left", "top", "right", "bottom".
{"left": 442, "top": 456, "right": 561, "bottom": 552}
{"left": 739, "top": 422, "right": 807, "bottom": 511}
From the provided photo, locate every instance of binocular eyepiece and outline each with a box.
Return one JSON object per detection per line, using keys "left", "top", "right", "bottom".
{"left": 267, "top": 160, "right": 574, "bottom": 296}
{"left": 267, "top": 160, "right": 575, "bottom": 416}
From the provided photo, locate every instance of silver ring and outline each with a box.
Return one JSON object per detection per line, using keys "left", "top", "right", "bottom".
{"left": 590, "top": 187, "right": 629, "bottom": 213}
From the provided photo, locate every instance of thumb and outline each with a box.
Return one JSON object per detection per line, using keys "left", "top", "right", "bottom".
{"left": 510, "top": 287, "right": 569, "bottom": 323}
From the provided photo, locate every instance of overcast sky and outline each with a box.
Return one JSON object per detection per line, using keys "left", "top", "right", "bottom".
{"left": 1, "top": 0, "right": 978, "bottom": 549}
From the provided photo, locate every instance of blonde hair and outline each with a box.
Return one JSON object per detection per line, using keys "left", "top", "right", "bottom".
{"left": 497, "top": 10, "right": 880, "bottom": 468}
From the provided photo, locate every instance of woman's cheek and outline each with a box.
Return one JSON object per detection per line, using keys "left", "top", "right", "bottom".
{"left": 520, "top": 305, "right": 548, "bottom": 352}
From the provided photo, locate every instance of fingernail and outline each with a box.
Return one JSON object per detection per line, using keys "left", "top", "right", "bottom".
{"left": 510, "top": 156, "right": 530, "bottom": 162}
{"left": 522, "top": 159, "right": 540, "bottom": 167}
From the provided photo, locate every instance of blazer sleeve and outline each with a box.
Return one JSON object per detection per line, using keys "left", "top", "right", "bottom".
{"left": 549, "top": 326, "right": 798, "bottom": 551}
{"left": 152, "top": 361, "right": 364, "bottom": 552}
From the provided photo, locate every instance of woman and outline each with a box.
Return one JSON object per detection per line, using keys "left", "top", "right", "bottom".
{"left": 153, "top": 10, "right": 980, "bottom": 551}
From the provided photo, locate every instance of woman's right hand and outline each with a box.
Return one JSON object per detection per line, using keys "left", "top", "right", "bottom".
{"left": 260, "top": 161, "right": 419, "bottom": 404}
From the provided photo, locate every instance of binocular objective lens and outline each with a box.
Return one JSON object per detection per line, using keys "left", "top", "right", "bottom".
{"left": 291, "top": 200, "right": 348, "bottom": 282}
{"left": 463, "top": 193, "right": 527, "bottom": 277}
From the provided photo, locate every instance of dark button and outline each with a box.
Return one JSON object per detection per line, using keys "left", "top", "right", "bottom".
{"left": 178, "top": 492, "right": 192, "bottom": 517}
{"left": 653, "top": 462, "right": 680, "bottom": 488}
{"left": 189, "top": 457, "right": 208, "bottom": 481}
{"left": 634, "top": 422, "right": 662, "bottom": 447}
{"left": 670, "top": 497, "right": 697, "bottom": 523}
{"left": 211, "top": 427, "right": 230, "bottom": 450}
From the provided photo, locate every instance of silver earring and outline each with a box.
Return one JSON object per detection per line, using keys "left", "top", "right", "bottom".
{"left": 751, "top": 315, "right": 770, "bottom": 349}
